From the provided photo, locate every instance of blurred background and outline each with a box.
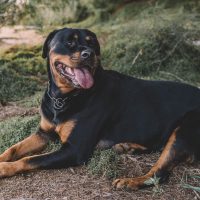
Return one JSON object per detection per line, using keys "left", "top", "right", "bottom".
{"left": 0, "top": 1, "right": 200, "bottom": 199}
{"left": 0, "top": 0, "right": 200, "bottom": 104}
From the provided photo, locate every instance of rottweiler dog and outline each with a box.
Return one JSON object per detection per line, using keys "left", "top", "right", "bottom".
{"left": 0, "top": 27, "right": 200, "bottom": 190}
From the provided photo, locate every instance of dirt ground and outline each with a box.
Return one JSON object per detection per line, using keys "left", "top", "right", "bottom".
{"left": 0, "top": 100, "right": 200, "bottom": 200}
{"left": 0, "top": 26, "right": 43, "bottom": 52}
{"left": 0, "top": 27, "right": 200, "bottom": 200}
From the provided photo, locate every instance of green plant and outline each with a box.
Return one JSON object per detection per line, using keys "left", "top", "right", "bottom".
{"left": 0, "top": 45, "right": 46, "bottom": 103}
{"left": 182, "top": 175, "right": 200, "bottom": 193}
{"left": 144, "top": 175, "right": 164, "bottom": 196}
{"left": 0, "top": 115, "right": 40, "bottom": 153}
{"left": 0, "top": 67, "right": 39, "bottom": 103}
{"left": 87, "top": 149, "right": 120, "bottom": 179}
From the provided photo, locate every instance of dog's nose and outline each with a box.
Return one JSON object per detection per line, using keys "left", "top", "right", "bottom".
{"left": 81, "top": 50, "right": 91, "bottom": 60}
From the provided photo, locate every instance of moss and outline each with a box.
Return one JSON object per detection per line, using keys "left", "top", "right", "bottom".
{"left": 101, "top": 23, "right": 200, "bottom": 85}
{"left": 0, "top": 115, "right": 40, "bottom": 153}
{"left": 18, "top": 91, "right": 44, "bottom": 108}
{"left": 0, "top": 45, "right": 46, "bottom": 103}
{"left": 1, "top": 45, "right": 46, "bottom": 76}
{"left": 87, "top": 149, "right": 120, "bottom": 179}
{"left": 0, "top": 67, "right": 40, "bottom": 103}
{"left": 0, "top": 115, "right": 61, "bottom": 154}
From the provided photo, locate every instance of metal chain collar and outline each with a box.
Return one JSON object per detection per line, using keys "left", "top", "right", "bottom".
{"left": 47, "top": 83, "right": 79, "bottom": 109}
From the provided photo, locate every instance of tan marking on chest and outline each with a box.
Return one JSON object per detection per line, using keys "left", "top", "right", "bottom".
{"left": 40, "top": 115, "right": 55, "bottom": 132}
{"left": 55, "top": 120, "right": 76, "bottom": 143}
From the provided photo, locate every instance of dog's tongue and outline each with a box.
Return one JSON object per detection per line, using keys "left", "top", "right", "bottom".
{"left": 73, "top": 68, "right": 94, "bottom": 89}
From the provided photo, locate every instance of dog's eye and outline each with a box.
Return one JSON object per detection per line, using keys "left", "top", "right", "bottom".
{"left": 66, "top": 41, "right": 76, "bottom": 48}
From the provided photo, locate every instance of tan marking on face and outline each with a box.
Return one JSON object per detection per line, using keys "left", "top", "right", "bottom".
{"left": 55, "top": 120, "right": 76, "bottom": 143}
{"left": 85, "top": 36, "right": 90, "bottom": 41}
{"left": 49, "top": 51, "right": 75, "bottom": 93}
{"left": 74, "top": 34, "right": 78, "bottom": 39}
{"left": 50, "top": 51, "right": 75, "bottom": 67}
{"left": 49, "top": 50, "right": 98, "bottom": 93}
{"left": 71, "top": 51, "right": 81, "bottom": 61}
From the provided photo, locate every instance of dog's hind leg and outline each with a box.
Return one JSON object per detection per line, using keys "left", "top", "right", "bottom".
{"left": 112, "top": 127, "right": 190, "bottom": 190}
{"left": 113, "top": 108, "right": 200, "bottom": 190}
{"left": 112, "top": 143, "right": 148, "bottom": 154}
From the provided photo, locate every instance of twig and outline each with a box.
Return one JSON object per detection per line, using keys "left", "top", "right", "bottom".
{"left": 193, "top": 190, "right": 200, "bottom": 200}
{"left": 132, "top": 49, "right": 143, "bottom": 66}
{"left": 159, "top": 71, "right": 187, "bottom": 83}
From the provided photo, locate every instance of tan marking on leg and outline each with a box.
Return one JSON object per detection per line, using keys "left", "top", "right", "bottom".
{"left": 0, "top": 134, "right": 48, "bottom": 162}
{"left": 0, "top": 156, "right": 39, "bottom": 177}
{"left": 113, "top": 142, "right": 147, "bottom": 154}
{"left": 56, "top": 120, "right": 76, "bottom": 143}
{"left": 0, "top": 116, "right": 54, "bottom": 162}
{"left": 113, "top": 129, "right": 178, "bottom": 190}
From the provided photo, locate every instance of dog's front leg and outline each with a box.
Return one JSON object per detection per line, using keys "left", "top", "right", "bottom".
{"left": 0, "top": 142, "right": 79, "bottom": 177}
{"left": 0, "top": 116, "right": 56, "bottom": 162}
{"left": 0, "top": 112, "right": 107, "bottom": 177}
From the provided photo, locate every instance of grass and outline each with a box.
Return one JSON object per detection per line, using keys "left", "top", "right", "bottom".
{"left": 0, "top": 45, "right": 46, "bottom": 103}
{"left": 1, "top": 45, "right": 46, "bottom": 76}
{"left": 182, "top": 173, "right": 200, "bottom": 195}
{"left": 87, "top": 149, "right": 120, "bottom": 179}
{"left": 0, "top": 67, "right": 40, "bottom": 104}
{"left": 0, "top": 115, "right": 40, "bottom": 153}
{"left": 18, "top": 91, "right": 44, "bottom": 108}
{"left": 0, "top": 115, "right": 61, "bottom": 154}
{"left": 97, "top": 2, "right": 200, "bottom": 85}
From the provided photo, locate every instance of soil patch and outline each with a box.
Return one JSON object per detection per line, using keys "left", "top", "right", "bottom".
{"left": 0, "top": 26, "right": 43, "bottom": 52}
{"left": 0, "top": 104, "right": 38, "bottom": 121}
{"left": 0, "top": 155, "right": 198, "bottom": 200}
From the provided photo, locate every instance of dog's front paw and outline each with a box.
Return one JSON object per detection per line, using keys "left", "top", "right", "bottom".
{"left": 112, "top": 178, "right": 140, "bottom": 190}
{"left": 0, "top": 162, "right": 16, "bottom": 177}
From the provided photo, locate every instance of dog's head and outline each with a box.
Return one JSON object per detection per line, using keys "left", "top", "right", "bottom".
{"left": 42, "top": 28, "right": 101, "bottom": 92}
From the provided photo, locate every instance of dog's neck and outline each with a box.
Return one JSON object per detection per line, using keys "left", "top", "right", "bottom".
{"left": 47, "top": 81, "right": 82, "bottom": 109}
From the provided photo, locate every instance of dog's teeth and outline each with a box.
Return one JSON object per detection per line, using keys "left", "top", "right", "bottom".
{"left": 65, "top": 67, "right": 74, "bottom": 75}
{"left": 57, "top": 63, "right": 62, "bottom": 68}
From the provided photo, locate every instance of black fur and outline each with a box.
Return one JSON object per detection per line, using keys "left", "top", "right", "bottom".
{"left": 30, "top": 28, "right": 200, "bottom": 177}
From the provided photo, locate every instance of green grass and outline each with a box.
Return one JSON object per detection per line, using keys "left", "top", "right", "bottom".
{"left": 0, "top": 67, "right": 40, "bottom": 104}
{"left": 0, "top": 115, "right": 40, "bottom": 153}
{"left": 87, "top": 149, "right": 120, "bottom": 179}
{"left": 1, "top": 45, "right": 46, "bottom": 76}
{"left": 0, "top": 45, "right": 46, "bottom": 103}
{"left": 0, "top": 115, "right": 61, "bottom": 154}
{"left": 182, "top": 174, "right": 200, "bottom": 195}
{"left": 97, "top": 2, "right": 200, "bottom": 85}
{"left": 18, "top": 91, "right": 44, "bottom": 108}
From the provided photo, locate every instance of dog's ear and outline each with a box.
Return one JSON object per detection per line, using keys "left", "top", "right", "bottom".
{"left": 42, "top": 30, "right": 59, "bottom": 58}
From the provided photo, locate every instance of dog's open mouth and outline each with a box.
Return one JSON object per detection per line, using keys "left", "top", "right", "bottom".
{"left": 55, "top": 61, "right": 94, "bottom": 89}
